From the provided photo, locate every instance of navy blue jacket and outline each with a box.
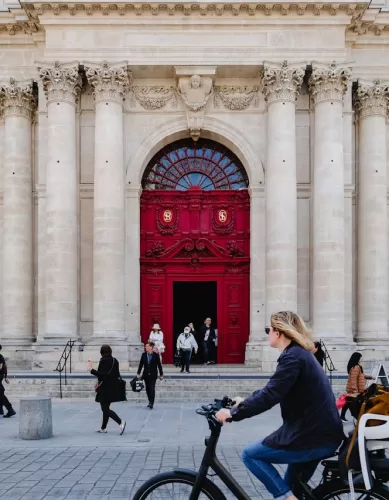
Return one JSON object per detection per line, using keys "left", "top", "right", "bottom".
{"left": 230, "top": 343, "right": 344, "bottom": 450}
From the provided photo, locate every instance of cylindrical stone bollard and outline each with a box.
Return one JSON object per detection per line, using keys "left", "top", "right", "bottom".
{"left": 19, "top": 396, "right": 53, "bottom": 440}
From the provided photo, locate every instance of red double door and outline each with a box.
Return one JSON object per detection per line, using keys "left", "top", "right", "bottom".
{"left": 140, "top": 188, "right": 250, "bottom": 364}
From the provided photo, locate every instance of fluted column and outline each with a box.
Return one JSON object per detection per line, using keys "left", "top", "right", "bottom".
{"left": 262, "top": 61, "right": 305, "bottom": 317}
{"left": 38, "top": 62, "right": 81, "bottom": 340}
{"left": 1, "top": 78, "right": 36, "bottom": 344}
{"left": 355, "top": 80, "right": 389, "bottom": 342}
{"left": 85, "top": 61, "right": 130, "bottom": 339}
{"left": 308, "top": 62, "right": 352, "bottom": 341}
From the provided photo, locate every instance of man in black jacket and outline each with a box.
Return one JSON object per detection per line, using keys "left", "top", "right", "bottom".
{"left": 199, "top": 318, "right": 216, "bottom": 364}
{"left": 137, "top": 342, "right": 164, "bottom": 409}
{"left": 0, "top": 345, "right": 16, "bottom": 418}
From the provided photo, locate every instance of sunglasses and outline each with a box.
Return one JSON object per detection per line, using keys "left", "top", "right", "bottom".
{"left": 265, "top": 327, "right": 270, "bottom": 335}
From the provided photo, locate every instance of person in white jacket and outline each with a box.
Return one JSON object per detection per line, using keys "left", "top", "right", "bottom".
{"left": 149, "top": 324, "right": 165, "bottom": 358}
{"left": 176, "top": 326, "right": 198, "bottom": 374}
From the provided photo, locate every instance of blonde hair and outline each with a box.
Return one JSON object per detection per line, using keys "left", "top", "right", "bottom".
{"left": 270, "top": 311, "right": 314, "bottom": 351}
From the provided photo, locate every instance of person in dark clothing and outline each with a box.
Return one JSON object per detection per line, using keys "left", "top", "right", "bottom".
{"left": 88, "top": 344, "right": 126, "bottom": 434}
{"left": 216, "top": 311, "right": 344, "bottom": 500}
{"left": 137, "top": 342, "right": 164, "bottom": 409}
{"left": 312, "top": 341, "right": 325, "bottom": 367}
{"left": 0, "top": 345, "right": 16, "bottom": 418}
{"left": 199, "top": 317, "right": 216, "bottom": 364}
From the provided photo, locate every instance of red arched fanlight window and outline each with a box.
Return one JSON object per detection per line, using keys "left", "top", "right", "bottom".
{"left": 142, "top": 138, "right": 249, "bottom": 191}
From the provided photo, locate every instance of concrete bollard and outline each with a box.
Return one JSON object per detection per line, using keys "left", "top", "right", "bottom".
{"left": 19, "top": 396, "right": 53, "bottom": 440}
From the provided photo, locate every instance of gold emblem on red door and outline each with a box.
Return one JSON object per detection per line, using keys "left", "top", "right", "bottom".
{"left": 218, "top": 209, "right": 227, "bottom": 223}
{"left": 163, "top": 209, "right": 173, "bottom": 222}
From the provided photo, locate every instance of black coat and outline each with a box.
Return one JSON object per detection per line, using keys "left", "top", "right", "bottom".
{"left": 91, "top": 355, "right": 122, "bottom": 404}
{"left": 231, "top": 343, "right": 344, "bottom": 450}
{"left": 137, "top": 352, "right": 163, "bottom": 380}
{"left": 199, "top": 324, "right": 216, "bottom": 345}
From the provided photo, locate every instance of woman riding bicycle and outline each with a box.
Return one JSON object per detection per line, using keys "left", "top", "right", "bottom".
{"left": 216, "top": 311, "right": 345, "bottom": 500}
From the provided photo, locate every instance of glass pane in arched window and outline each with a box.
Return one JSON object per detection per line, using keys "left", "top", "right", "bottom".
{"left": 142, "top": 139, "right": 249, "bottom": 191}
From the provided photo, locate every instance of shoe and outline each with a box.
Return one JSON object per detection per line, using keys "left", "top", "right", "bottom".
{"left": 149, "top": 404, "right": 154, "bottom": 410}
{"left": 147, "top": 403, "right": 152, "bottom": 408}
{"left": 206, "top": 361, "right": 211, "bottom": 365}
{"left": 180, "top": 369, "right": 184, "bottom": 373}
{"left": 96, "top": 429, "right": 107, "bottom": 433}
{"left": 186, "top": 370, "right": 190, "bottom": 374}
{"left": 119, "top": 420, "right": 126, "bottom": 435}
{"left": 3, "top": 409, "right": 16, "bottom": 418}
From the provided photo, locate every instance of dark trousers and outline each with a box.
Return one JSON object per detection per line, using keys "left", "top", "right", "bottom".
{"left": 100, "top": 402, "right": 121, "bottom": 429}
{"left": 203, "top": 341, "right": 215, "bottom": 363}
{"left": 145, "top": 378, "right": 157, "bottom": 405}
{"left": 203, "top": 341, "right": 209, "bottom": 363}
{"left": 340, "top": 403, "right": 349, "bottom": 420}
{"left": 0, "top": 381, "right": 12, "bottom": 411}
{"left": 180, "top": 349, "right": 192, "bottom": 372}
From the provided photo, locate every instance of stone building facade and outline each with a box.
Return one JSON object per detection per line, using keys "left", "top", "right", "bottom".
{"left": 0, "top": 0, "right": 388, "bottom": 370}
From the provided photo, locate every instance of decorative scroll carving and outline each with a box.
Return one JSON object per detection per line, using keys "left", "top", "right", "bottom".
{"left": 177, "top": 75, "right": 213, "bottom": 141}
{"left": 0, "top": 78, "right": 36, "bottom": 119}
{"left": 38, "top": 61, "right": 82, "bottom": 105}
{"left": 354, "top": 79, "right": 389, "bottom": 118}
{"left": 309, "top": 61, "right": 352, "bottom": 105}
{"left": 146, "top": 241, "right": 165, "bottom": 257}
{"left": 212, "top": 207, "right": 235, "bottom": 235}
{"left": 214, "top": 85, "right": 259, "bottom": 110}
{"left": 156, "top": 206, "right": 179, "bottom": 235}
{"left": 226, "top": 241, "right": 244, "bottom": 257}
{"left": 84, "top": 60, "right": 131, "bottom": 104}
{"left": 131, "top": 86, "right": 177, "bottom": 109}
{"left": 261, "top": 60, "right": 305, "bottom": 106}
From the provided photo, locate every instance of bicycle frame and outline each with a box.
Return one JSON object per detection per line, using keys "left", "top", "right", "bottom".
{"left": 188, "top": 420, "right": 251, "bottom": 500}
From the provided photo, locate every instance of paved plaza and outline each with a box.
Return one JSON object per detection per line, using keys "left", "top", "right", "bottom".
{"left": 0, "top": 399, "right": 303, "bottom": 499}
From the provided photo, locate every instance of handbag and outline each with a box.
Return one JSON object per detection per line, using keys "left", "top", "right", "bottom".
{"left": 336, "top": 393, "right": 347, "bottom": 410}
{"left": 130, "top": 377, "right": 144, "bottom": 393}
{"left": 94, "top": 358, "right": 115, "bottom": 393}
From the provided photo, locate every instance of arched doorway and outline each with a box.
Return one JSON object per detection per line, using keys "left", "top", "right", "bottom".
{"left": 140, "top": 138, "right": 250, "bottom": 364}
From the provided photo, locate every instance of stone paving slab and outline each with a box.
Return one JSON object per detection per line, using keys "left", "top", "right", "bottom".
{"left": 0, "top": 401, "right": 327, "bottom": 500}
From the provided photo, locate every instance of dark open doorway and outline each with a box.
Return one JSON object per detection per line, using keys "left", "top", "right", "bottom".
{"left": 173, "top": 281, "right": 217, "bottom": 364}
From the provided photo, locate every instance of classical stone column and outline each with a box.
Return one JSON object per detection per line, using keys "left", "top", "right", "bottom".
{"left": 38, "top": 62, "right": 81, "bottom": 340}
{"left": 308, "top": 62, "right": 352, "bottom": 341}
{"left": 1, "top": 78, "right": 36, "bottom": 344}
{"left": 262, "top": 61, "right": 305, "bottom": 318}
{"left": 85, "top": 61, "right": 130, "bottom": 340}
{"left": 355, "top": 80, "right": 389, "bottom": 342}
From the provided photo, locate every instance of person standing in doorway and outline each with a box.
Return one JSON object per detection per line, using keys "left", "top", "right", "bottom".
{"left": 199, "top": 317, "right": 216, "bottom": 365}
{"left": 0, "top": 345, "right": 16, "bottom": 418}
{"left": 137, "top": 342, "right": 164, "bottom": 409}
{"left": 149, "top": 324, "right": 165, "bottom": 358}
{"left": 177, "top": 326, "right": 198, "bottom": 373}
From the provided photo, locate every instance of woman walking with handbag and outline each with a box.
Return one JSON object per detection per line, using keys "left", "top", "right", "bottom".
{"left": 88, "top": 344, "right": 126, "bottom": 434}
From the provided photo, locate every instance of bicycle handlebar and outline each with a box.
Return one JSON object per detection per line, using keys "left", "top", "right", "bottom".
{"left": 196, "top": 396, "right": 235, "bottom": 424}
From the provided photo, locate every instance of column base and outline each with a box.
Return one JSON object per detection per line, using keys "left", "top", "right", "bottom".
{"left": 245, "top": 342, "right": 278, "bottom": 371}
{"left": 0, "top": 341, "right": 34, "bottom": 370}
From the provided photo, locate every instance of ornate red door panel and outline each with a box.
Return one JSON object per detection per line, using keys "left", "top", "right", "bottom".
{"left": 140, "top": 188, "right": 250, "bottom": 364}
{"left": 219, "top": 275, "right": 250, "bottom": 364}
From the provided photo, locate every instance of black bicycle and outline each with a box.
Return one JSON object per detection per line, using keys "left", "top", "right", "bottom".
{"left": 132, "top": 397, "right": 389, "bottom": 500}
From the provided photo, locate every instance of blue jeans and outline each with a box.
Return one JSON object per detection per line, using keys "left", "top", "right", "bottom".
{"left": 242, "top": 441, "right": 339, "bottom": 500}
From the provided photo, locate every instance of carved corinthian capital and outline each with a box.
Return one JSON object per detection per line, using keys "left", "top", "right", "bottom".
{"left": 84, "top": 61, "right": 131, "bottom": 105}
{"left": 354, "top": 79, "right": 389, "bottom": 119}
{"left": 261, "top": 61, "right": 305, "bottom": 106}
{"left": 38, "top": 61, "right": 82, "bottom": 106}
{"left": 309, "top": 61, "right": 352, "bottom": 105}
{"left": 0, "top": 78, "right": 36, "bottom": 119}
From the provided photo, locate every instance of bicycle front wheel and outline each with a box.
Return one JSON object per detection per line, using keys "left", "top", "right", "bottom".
{"left": 314, "top": 479, "right": 389, "bottom": 500}
{"left": 132, "top": 470, "right": 226, "bottom": 500}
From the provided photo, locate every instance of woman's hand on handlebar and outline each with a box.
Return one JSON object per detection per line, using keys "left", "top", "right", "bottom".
{"left": 215, "top": 408, "right": 232, "bottom": 423}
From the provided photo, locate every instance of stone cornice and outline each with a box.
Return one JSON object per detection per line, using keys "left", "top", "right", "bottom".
{"left": 23, "top": 2, "right": 368, "bottom": 20}
{"left": 84, "top": 60, "right": 131, "bottom": 105}
{"left": 354, "top": 79, "right": 389, "bottom": 118}
{"left": 309, "top": 61, "right": 352, "bottom": 105}
{"left": 262, "top": 60, "right": 305, "bottom": 105}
